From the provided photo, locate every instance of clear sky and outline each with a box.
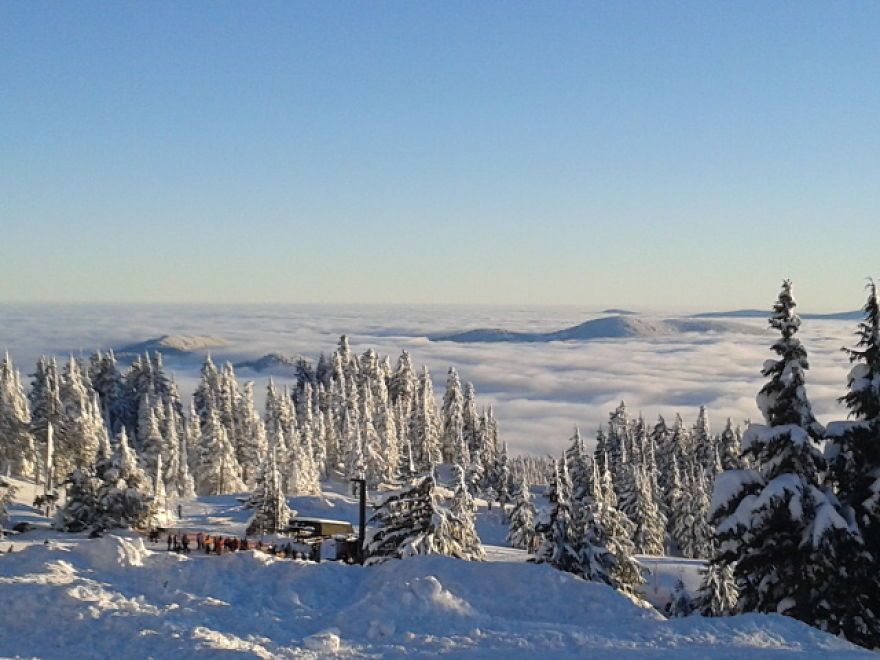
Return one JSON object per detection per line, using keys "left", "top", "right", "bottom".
{"left": 2, "top": 2, "right": 878, "bottom": 310}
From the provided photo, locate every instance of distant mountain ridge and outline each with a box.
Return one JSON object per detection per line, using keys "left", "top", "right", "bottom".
{"left": 234, "top": 352, "right": 301, "bottom": 375}
{"left": 693, "top": 309, "right": 862, "bottom": 320}
{"left": 432, "top": 315, "right": 766, "bottom": 343}
{"left": 116, "top": 334, "right": 231, "bottom": 356}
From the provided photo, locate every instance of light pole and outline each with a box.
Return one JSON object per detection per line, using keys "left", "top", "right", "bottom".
{"left": 351, "top": 478, "right": 366, "bottom": 565}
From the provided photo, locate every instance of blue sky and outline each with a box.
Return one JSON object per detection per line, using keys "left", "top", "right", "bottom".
{"left": 2, "top": 2, "right": 878, "bottom": 310}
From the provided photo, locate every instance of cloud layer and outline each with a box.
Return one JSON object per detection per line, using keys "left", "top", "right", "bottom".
{"left": 0, "top": 304, "right": 859, "bottom": 456}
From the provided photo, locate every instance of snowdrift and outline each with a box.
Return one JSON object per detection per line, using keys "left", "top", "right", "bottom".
{"left": 0, "top": 535, "right": 869, "bottom": 658}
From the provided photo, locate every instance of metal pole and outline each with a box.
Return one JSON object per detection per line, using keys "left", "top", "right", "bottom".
{"left": 352, "top": 478, "right": 366, "bottom": 564}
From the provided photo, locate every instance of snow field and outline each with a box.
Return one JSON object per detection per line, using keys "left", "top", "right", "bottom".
{"left": 0, "top": 509, "right": 870, "bottom": 658}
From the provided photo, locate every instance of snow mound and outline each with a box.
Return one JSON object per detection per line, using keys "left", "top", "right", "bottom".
{"left": 75, "top": 533, "right": 153, "bottom": 572}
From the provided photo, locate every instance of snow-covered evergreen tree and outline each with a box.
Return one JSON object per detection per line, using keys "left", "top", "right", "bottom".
{"left": 57, "top": 464, "right": 99, "bottom": 532}
{"left": 365, "top": 471, "right": 482, "bottom": 563}
{"left": 234, "top": 381, "right": 268, "bottom": 487}
{"left": 0, "top": 477, "right": 16, "bottom": 529}
{"left": 289, "top": 425, "right": 321, "bottom": 496}
{"left": 196, "top": 407, "right": 245, "bottom": 496}
{"left": 693, "top": 406, "right": 715, "bottom": 472}
{"left": 449, "top": 464, "right": 484, "bottom": 560}
{"left": 88, "top": 350, "right": 126, "bottom": 434}
{"left": 55, "top": 357, "right": 102, "bottom": 478}
{"left": 93, "top": 430, "right": 157, "bottom": 533}
{"left": 389, "top": 350, "right": 416, "bottom": 413}
{"left": 713, "top": 280, "right": 861, "bottom": 636}
{"left": 440, "top": 367, "right": 465, "bottom": 463}
{"left": 719, "top": 418, "right": 743, "bottom": 470}
{"left": 30, "top": 356, "right": 64, "bottom": 484}
{"left": 666, "top": 579, "right": 694, "bottom": 618}
{"left": 565, "top": 427, "right": 591, "bottom": 506}
{"left": 408, "top": 367, "right": 442, "bottom": 471}
{"left": 461, "top": 383, "right": 481, "bottom": 468}
{"left": 823, "top": 279, "right": 880, "bottom": 648}
{"left": 506, "top": 475, "right": 539, "bottom": 552}
{"left": 138, "top": 402, "right": 164, "bottom": 490}
{"left": 0, "top": 353, "right": 37, "bottom": 478}
{"left": 696, "top": 560, "right": 739, "bottom": 617}
{"left": 630, "top": 465, "right": 666, "bottom": 555}
{"left": 535, "top": 458, "right": 580, "bottom": 573}
{"left": 595, "top": 460, "right": 645, "bottom": 596}
{"left": 246, "top": 448, "right": 292, "bottom": 536}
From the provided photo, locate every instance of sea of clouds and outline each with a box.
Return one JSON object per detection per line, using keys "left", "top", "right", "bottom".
{"left": 0, "top": 303, "right": 859, "bottom": 456}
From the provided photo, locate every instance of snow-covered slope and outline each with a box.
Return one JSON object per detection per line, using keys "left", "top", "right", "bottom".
{"left": 0, "top": 481, "right": 869, "bottom": 658}
{"left": 432, "top": 316, "right": 766, "bottom": 343}
{"left": 0, "top": 533, "right": 867, "bottom": 659}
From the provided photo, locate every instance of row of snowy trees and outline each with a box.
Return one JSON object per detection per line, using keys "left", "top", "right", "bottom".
{"left": 505, "top": 402, "right": 743, "bottom": 569}
{"left": 0, "top": 337, "right": 504, "bottom": 535}
{"left": 711, "top": 280, "right": 880, "bottom": 648}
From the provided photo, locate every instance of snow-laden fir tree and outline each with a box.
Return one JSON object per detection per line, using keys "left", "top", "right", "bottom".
{"left": 0, "top": 477, "right": 16, "bottom": 529}
{"left": 197, "top": 406, "right": 245, "bottom": 495}
{"left": 389, "top": 350, "right": 417, "bottom": 413}
{"left": 693, "top": 406, "right": 715, "bottom": 473}
{"left": 29, "top": 356, "right": 64, "bottom": 483}
{"left": 449, "top": 464, "right": 484, "bottom": 560}
{"left": 138, "top": 402, "right": 164, "bottom": 490}
{"left": 288, "top": 424, "right": 321, "bottom": 496}
{"left": 56, "top": 463, "right": 99, "bottom": 532}
{"left": 56, "top": 357, "right": 102, "bottom": 478}
{"left": 408, "top": 367, "right": 442, "bottom": 471}
{"left": 441, "top": 367, "right": 466, "bottom": 464}
{"left": 666, "top": 579, "right": 694, "bottom": 618}
{"left": 375, "top": 396, "right": 399, "bottom": 485}
{"left": 673, "top": 464, "right": 713, "bottom": 559}
{"left": 565, "top": 427, "right": 591, "bottom": 506}
{"left": 88, "top": 350, "right": 126, "bottom": 434}
{"left": 0, "top": 353, "right": 37, "bottom": 478}
{"left": 535, "top": 457, "right": 580, "bottom": 574}
{"left": 234, "top": 381, "right": 268, "bottom": 487}
{"left": 575, "top": 493, "right": 618, "bottom": 586}
{"left": 719, "top": 418, "right": 743, "bottom": 470}
{"left": 712, "top": 280, "right": 862, "bottom": 636}
{"left": 492, "top": 442, "right": 512, "bottom": 510}
{"left": 93, "top": 429, "right": 158, "bottom": 533}
{"left": 246, "top": 447, "right": 292, "bottom": 536}
{"left": 506, "top": 474, "right": 539, "bottom": 552}
{"left": 630, "top": 464, "right": 666, "bottom": 555}
{"left": 695, "top": 560, "right": 739, "bottom": 617}
{"left": 173, "top": 413, "right": 196, "bottom": 498}
{"left": 594, "top": 459, "right": 645, "bottom": 596}
{"left": 360, "top": 385, "right": 388, "bottom": 487}
{"left": 461, "top": 383, "right": 481, "bottom": 467}
{"left": 153, "top": 453, "right": 167, "bottom": 514}
{"left": 365, "top": 470, "right": 482, "bottom": 564}
{"left": 823, "top": 279, "right": 880, "bottom": 648}
{"left": 159, "top": 400, "right": 182, "bottom": 497}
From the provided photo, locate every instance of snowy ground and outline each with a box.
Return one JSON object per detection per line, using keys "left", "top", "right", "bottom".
{"left": 0, "top": 479, "right": 871, "bottom": 658}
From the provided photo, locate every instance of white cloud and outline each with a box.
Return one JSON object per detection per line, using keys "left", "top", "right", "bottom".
{"left": 0, "top": 304, "right": 858, "bottom": 457}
